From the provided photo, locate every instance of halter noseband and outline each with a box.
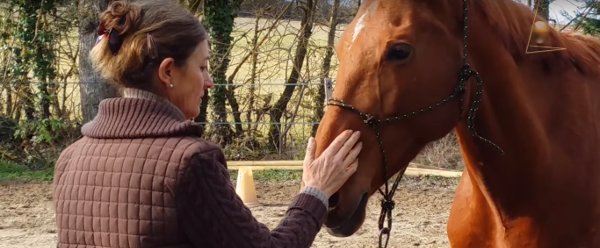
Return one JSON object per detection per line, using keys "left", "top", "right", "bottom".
{"left": 326, "top": 1, "right": 502, "bottom": 247}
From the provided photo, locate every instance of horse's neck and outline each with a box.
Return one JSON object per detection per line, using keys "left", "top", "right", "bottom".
{"left": 456, "top": 0, "right": 600, "bottom": 216}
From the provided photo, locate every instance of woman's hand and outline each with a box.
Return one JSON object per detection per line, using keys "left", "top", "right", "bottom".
{"left": 302, "top": 130, "right": 362, "bottom": 197}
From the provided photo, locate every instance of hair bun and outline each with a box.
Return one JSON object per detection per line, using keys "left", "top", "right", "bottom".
{"left": 99, "top": 1, "right": 140, "bottom": 36}
{"left": 90, "top": 0, "right": 207, "bottom": 88}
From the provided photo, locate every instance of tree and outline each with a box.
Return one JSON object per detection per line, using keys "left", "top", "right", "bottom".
{"left": 268, "top": 0, "right": 317, "bottom": 150}
{"left": 583, "top": 17, "right": 600, "bottom": 35}
{"left": 313, "top": 0, "right": 340, "bottom": 136}
{"left": 559, "top": 0, "right": 600, "bottom": 35}
{"left": 31, "top": 0, "right": 60, "bottom": 119}
{"left": 78, "top": 0, "right": 119, "bottom": 123}
{"left": 204, "top": 0, "right": 243, "bottom": 145}
{"left": 179, "top": 0, "right": 204, "bottom": 14}
{"left": 6, "top": 0, "right": 66, "bottom": 121}
{"left": 582, "top": 1, "right": 600, "bottom": 35}
{"left": 535, "top": 0, "right": 551, "bottom": 20}
{"left": 8, "top": 0, "right": 39, "bottom": 121}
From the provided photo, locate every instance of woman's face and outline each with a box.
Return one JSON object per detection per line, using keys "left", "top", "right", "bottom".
{"left": 166, "top": 40, "right": 213, "bottom": 119}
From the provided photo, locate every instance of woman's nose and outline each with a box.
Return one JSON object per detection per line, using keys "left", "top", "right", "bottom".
{"left": 205, "top": 75, "right": 214, "bottom": 89}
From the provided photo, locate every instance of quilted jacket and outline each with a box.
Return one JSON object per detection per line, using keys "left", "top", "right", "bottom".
{"left": 53, "top": 88, "right": 327, "bottom": 248}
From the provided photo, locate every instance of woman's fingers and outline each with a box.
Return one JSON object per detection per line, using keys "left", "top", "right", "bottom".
{"left": 303, "top": 137, "right": 315, "bottom": 168}
{"left": 302, "top": 131, "right": 362, "bottom": 197}
{"left": 343, "top": 142, "right": 362, "bottom": 166}
{"left": 345, "top": 159, "right": 359, "bottom": 175}
{"left": 324, "top": 130, "right": 354, "bottom": 155}
{"left": 336, "top": 131, "right": 361, "bottom": 159}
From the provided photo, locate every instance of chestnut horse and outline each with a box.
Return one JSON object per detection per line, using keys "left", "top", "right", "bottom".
{"left": 314, "top": 0, "right": 600, "bottom": 247}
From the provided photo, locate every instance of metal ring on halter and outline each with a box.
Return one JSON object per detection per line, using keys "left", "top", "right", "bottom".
{"left": 378, "top": 227, "right": 391, "bottom": 248}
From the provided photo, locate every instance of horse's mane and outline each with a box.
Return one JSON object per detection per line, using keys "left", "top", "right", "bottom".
{"left": 473, "top": 0, "right": 600, "bottom": 75}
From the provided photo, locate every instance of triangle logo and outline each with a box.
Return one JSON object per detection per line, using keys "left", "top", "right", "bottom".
{"left": 526, "top": 0, "right": 567, "bottom": 54}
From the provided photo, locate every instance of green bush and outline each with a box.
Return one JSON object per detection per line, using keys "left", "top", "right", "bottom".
{"left": 0, "top": 115, "right": 17, "bottom": 142}
{"left": 582, "top": 17, "right": 600, "bottom": 35}
{"left": 2, "top": 117, "right": 79, "bottom": 170}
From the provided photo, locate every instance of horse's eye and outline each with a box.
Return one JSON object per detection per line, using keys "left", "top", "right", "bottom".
{"left": 385, "top": 43, "right": 413, "bottom": 62}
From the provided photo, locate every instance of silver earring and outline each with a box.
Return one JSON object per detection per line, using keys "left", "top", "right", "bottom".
{"left": 169, "top": 83, "right": 174, "bottom": 88}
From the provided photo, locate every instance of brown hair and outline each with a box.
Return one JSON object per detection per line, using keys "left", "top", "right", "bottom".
{"left": 90, "top": 0, "right": 208, "bottom": 88}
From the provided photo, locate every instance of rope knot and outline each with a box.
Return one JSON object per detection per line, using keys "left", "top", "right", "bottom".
{"left": 381, "top": 199, "right": 395, "bottom": 211}
{"left": 458, "top": 63, "right": 476, "bottom": 80}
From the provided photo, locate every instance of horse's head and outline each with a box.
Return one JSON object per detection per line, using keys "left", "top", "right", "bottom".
{"left": 316, "top": 0, "right": 470, "bottom": 236}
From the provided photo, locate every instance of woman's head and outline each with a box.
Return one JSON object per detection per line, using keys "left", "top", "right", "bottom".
{"left": 91, "top": 0, "right": 213, "bottom": 119}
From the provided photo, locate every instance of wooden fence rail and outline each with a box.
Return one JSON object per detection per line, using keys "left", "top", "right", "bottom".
{"left": 227, "top": 160, "right": 463, "bottom": 178}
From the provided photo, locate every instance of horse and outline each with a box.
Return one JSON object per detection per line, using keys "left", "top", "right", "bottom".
{"left": 314, "top": 0, "right": 600, "bottom": 247}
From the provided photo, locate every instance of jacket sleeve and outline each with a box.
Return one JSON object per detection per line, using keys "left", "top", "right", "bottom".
{"left": 175, "top": 149, "right": 327, "bottom": 248}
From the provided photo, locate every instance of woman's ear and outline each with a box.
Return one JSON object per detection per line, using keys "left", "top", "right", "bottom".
{"left": 158, "top": 58, "right": 175, "bottom": 88}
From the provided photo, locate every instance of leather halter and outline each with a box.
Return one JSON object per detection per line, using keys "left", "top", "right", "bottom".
{"left": 326, "top": 0, "right": 503, "bottom": 247}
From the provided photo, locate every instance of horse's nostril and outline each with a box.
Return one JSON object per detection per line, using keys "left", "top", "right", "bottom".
{"left": 328, "top": 193, "right": 339, "bottom": 209}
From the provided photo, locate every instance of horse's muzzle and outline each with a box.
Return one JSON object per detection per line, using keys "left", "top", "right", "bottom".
{"left": 325, "top": 192, "right": 369, "bottom": 237}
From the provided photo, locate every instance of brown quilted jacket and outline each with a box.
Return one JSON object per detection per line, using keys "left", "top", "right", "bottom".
{"left": 53, "top": 90, "right": 326, "bottom": 247}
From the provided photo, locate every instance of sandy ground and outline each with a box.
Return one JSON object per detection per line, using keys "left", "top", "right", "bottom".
{"left": 0, "top": 176, "right": 458, "bottom": 248}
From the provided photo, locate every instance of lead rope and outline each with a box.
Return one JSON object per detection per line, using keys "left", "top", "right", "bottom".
{"left": 459, "top": 0, "right": 505, "bottom": 154}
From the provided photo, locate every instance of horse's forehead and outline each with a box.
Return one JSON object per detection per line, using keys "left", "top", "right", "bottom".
{"left": 348, "top": 1, "right": 422, "bottom": 50}
{"left": 349, "top": 0, "right": 381, "bottom": 49}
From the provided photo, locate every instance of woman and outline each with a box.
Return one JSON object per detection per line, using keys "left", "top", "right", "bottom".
{"left": 53, "top": 1, "right": 362, "bottom": 247}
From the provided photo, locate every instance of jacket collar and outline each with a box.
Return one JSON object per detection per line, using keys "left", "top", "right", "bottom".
{"left": 81, "top": 94, "right": 202, "bottom": 139}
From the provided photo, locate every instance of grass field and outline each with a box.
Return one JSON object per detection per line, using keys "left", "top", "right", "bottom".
{"left": 0, "top": 160, "right": 54, "bottom": 183}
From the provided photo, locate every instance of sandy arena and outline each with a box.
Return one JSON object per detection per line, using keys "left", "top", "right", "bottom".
{"left": 0, "top": 176, "right": 458, "bottom": 248}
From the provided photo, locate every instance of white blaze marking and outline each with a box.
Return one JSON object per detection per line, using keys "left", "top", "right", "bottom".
{"left": 352, "top": 13, "right": 367, "bottom": 44}
{"left": 349, "top": 0, "right": 379, "bottom": 49}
